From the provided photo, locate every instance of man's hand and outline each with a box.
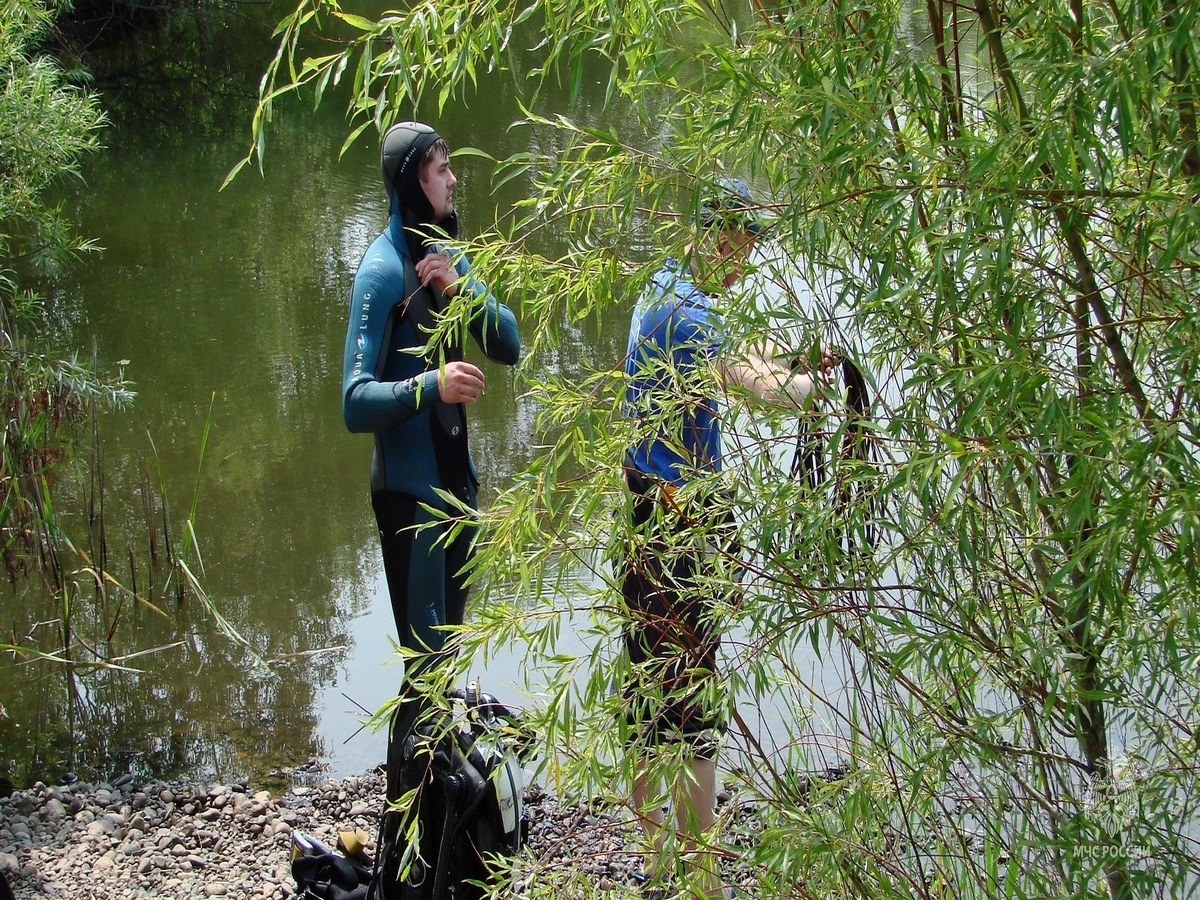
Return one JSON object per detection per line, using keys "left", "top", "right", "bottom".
{"left": 792, "top": 343, "right": 838, "bottom": 378}
{"left": 415, "top": 247, "right": 459, "bottom": 297}
{"left": 816, "top": 343, "right": 838, "bottom": 377}
{"left": 437, "top": 360, "right": 486, "bottom": 404}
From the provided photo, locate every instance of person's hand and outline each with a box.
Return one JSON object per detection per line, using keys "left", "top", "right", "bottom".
{"left": 786, "top": 344, "right": 838, "bottom": 401}
{"left": 816, "top": 343, "right": 838, "bottom": 377}
{"left": 777, "top": 343, "right": 838, "bottom": 407}
{"left": 791, "top": 343, "right": 838, "bottom": 379}
{"left": 415, "top": 247, "right": 459, "bottom": 297}
{"left": 437, "top": 360, "right": 486, "bottom": 404}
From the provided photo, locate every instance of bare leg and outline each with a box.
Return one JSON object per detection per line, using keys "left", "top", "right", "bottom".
{"left": 631, "top": 764, "right": 670, "bottom": 881}
{"left": 675, "top": 756, "right": 727, "bottom": 899}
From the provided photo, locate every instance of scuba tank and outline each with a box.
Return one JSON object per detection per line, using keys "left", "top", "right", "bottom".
{"left": 457, "top": 682, "right": 529, "bottom": 851}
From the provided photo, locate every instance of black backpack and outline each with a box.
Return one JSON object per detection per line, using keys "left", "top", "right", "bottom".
{"left": 294, "top": 687, "right": 530, "bottom": 900}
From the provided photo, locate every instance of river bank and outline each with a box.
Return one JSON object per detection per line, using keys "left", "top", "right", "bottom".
{"left": 0, "top": 768, "right": 751, "bottom": 899}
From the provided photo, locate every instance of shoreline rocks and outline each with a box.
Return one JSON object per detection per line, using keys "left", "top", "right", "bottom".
{"left": 0, "top": 770, "right": 662, "bottom": 899}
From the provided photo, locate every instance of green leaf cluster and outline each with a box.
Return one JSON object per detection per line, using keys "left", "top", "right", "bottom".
{"left": 248, "top": 1, "right": 1200, "bottom": 897}
{"left": 2, "top": 0, "right": 133, "bottom": 573}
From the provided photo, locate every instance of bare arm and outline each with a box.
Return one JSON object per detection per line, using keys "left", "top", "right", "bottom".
{"left": 717, "top": 342, "right": 835, "bottom": 407}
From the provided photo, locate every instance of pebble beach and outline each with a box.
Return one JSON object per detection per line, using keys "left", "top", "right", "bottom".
{"left": 0, "top": 768, "right": 697, "bottom": 900}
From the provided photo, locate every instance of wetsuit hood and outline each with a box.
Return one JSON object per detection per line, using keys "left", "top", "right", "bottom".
{"left": 381, "top": 121, "right": 459, "bottom": 261}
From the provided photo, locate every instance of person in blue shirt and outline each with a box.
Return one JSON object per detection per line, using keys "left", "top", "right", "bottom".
{"left": 342, "top": 121, "right": 520, "bottom": 741}
{"left": 620, "top": 178, "right": 831, "bottom": 899}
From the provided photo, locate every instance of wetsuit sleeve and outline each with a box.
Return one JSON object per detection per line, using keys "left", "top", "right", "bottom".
{"left": 456, "top": 253, "right": 521, "bottom": 365}
{"left": 342, "top": 267, "right": 440, "bottom": 434}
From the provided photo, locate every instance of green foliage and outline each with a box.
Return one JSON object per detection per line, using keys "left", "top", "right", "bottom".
{"left": 249, "top": 1, "right": 1200, "bottom": 897}
{"left": 1, "top": 0, "right": 133, "bottom": 571}
{"left": 0, "top": 0, "right": 105, "bottom": 271}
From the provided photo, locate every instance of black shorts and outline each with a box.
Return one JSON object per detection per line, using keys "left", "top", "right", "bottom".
{"left": 619, "top": 467, "right": 737, "bottom": 759}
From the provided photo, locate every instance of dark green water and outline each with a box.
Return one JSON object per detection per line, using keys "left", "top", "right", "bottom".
{"left": 0, "top": 6, "right": 626, "bottom": 788}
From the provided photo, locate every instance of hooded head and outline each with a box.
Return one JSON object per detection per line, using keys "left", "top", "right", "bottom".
{"left": 381, "top": 121, "right": 459, "bottom": 258}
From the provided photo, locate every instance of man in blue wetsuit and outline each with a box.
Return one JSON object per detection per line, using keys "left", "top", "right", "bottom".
{"left": 620, "top": 178, "right": 831, "bottom": 899}
{"left": 342, "top": 121, "right": 520, "bottom": 748}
